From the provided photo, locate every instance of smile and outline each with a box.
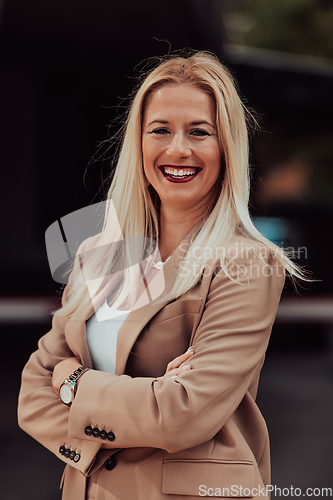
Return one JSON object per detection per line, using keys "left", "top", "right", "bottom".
{"left": 160, "top": 166, "right": 201, "bottom": 183}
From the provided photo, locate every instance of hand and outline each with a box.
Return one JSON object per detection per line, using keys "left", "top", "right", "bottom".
{"left": 52, "top": 357, "right": 82, "bottom": 396}
{"left": 157, "top": 346, "right": 194, "bottom": 380}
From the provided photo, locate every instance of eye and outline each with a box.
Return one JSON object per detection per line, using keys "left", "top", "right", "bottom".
{"left": 150, "top": 128, "right": 170, "bottom": 135}
{"left": 190, "top": 129, "right": 211, "bottom": 137}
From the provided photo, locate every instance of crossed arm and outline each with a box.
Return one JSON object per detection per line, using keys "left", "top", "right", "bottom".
{"left": 52, "top": 348, "right": 194, "bottom": 396}
{"left": 18, "top": 247, "right": 284, "bottom": 474}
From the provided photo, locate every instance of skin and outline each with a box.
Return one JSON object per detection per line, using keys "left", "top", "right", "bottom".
{"left": 142, "top": 83, "right": 222, "bottom": 261}
{"left": 53, "top": 83, "right": 223, "bottom": 393}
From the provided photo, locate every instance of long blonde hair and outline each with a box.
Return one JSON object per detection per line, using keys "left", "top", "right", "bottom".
{"left": 56, "top": 50, "right": 306, "bottom": 318}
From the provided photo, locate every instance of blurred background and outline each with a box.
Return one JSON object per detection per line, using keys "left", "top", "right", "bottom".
{"left": 0, "top": 0, "right": 332, "bottom": 498}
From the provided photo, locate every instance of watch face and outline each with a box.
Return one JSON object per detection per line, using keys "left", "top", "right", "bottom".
{"left": 60, "top": 383, "right": 73, "bottom": 404}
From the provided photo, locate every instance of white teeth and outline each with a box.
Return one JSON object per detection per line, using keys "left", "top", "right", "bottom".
{"left": 164, "top": 167, "right": 197, "bottom": 177}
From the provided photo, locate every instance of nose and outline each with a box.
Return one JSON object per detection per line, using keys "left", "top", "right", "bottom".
{"left": 166, "top": 132, "right": 191, "bottom": 159}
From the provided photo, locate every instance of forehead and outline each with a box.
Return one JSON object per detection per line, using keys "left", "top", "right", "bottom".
{"left": 143, "top": 83, "right": 216, "bottom": 123}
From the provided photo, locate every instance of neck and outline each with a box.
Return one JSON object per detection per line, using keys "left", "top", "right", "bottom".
{"left": 158, "top": 202, "right": 206, "bottom": 261}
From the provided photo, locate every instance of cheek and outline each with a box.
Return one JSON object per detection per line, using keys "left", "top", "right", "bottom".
{"left": 206, "top": 147, "right": 222, "bottom": 176}
{"left": 142, "top": 141, "right": 158, "bottom": 185}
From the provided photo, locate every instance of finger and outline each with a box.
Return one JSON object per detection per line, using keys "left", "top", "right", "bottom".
{"left": 157, "top": 363, "right": 192, "bottom": 381}
{"left": 166, "top": 347, "right": 194, "bottom": 372}
{"left": 166, "top": 351, "right": 193, "bottom": 372}
{"left": 165, "top": 364, "right": 192, "bottom": 379}
{"left": 170, "top": 365, "right": 192, "bottom": 379}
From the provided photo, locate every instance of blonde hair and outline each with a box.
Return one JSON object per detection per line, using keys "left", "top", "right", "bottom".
{"left": 56, "top": 50, "right": 306, "bottom": 318}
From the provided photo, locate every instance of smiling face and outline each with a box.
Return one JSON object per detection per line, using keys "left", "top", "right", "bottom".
{"left": 142, "top": 83, "right": 222, "bottom": 216}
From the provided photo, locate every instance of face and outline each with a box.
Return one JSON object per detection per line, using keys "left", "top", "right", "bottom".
{"left": 142, "top": 83, "right": 222, "bottom": 214}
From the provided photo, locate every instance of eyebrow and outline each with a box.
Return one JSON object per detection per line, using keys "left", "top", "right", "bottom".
{"left": 147, "top": 119, "right": 216, "bottom": 128}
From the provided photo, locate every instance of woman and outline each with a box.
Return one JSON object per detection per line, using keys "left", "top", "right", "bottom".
{"left": 18, "top": 51, "right": 303, "bottom": 499}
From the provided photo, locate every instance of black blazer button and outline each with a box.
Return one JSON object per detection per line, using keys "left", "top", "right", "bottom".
{"left": 99, "top": 430, "right": 107, "bottom": 440}
{"left": 73, "top": 453, "right": 81, "bottom": 463}
{"left": 59, "top": 445, "right": 65, "bottom": 455}
{"left": 64, "top": 448, "right": 70, "bottom": 458}
{"left": 69, "top": 450, "right": 76, "bottom": 460}
{"left": 85, "top": 425, "right": 93, "bottom": 436}
{"left": 92, "top": 427, "right": 100, "bottom": 438}
{"left": 107, "top": 432, "right": 115, "bottom": 441}
{"left": 104, "top": 456, "right": 117, "bottom": 470}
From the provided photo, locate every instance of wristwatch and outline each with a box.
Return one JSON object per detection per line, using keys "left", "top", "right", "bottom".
{"left": 59, "top": 365, "right": 90, "bottom": 406}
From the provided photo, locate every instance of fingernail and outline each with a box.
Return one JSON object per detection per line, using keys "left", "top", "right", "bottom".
{"left": 186, "top": 346, "right": 194, "bottom": 352}
{"left": 171, "top": 375, "right": 178, "bottom": 379}
{"left": 182, "top": 365, "right": 191, "bottom": 369}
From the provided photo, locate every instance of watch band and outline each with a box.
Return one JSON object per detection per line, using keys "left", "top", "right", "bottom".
{"left": 67, "top": 365, "right": 90, "bottom": 384}
{"left": 59, "top": 365, "right": 90, "bottom": 406}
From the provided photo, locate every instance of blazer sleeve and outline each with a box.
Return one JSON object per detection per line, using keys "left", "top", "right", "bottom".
{"left": 17, "top": 240, "right": 103, "bottom": 476}
{"left": 67, "top": 248, "right": 285, "bottom": 454}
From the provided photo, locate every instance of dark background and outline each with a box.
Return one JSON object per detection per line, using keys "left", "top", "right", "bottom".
{"left": 1, "top": 1, "right": 332, "bottom": 498}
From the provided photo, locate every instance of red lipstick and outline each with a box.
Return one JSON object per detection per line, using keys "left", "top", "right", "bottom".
{"left": 159, "top": 165, "right": 201, "bottom": 183}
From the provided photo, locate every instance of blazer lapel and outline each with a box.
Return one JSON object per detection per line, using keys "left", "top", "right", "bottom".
{"left": 115, "top": 243, "right": 186, "bottom": 375}
{"left": 65, "top": 233, "right": 190, "bottom": 375}
{"left": 65, "top": 313, "right": 94, "bottom": 368}
{"left": 114, "top": 298, "right": 171, "bottom": 375}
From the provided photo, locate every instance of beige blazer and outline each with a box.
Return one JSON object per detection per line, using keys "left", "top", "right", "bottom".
{"left": 18, "top": 233, "right": 285, "bottom": 499}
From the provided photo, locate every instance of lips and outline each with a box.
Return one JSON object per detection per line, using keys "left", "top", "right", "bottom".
{"left": 159, "top": 165, "right": 201, "bottom": 183}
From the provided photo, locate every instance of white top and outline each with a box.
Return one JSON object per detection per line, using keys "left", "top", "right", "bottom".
{"left": 86, "top": 300, "right": 130, "bottom": 374}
